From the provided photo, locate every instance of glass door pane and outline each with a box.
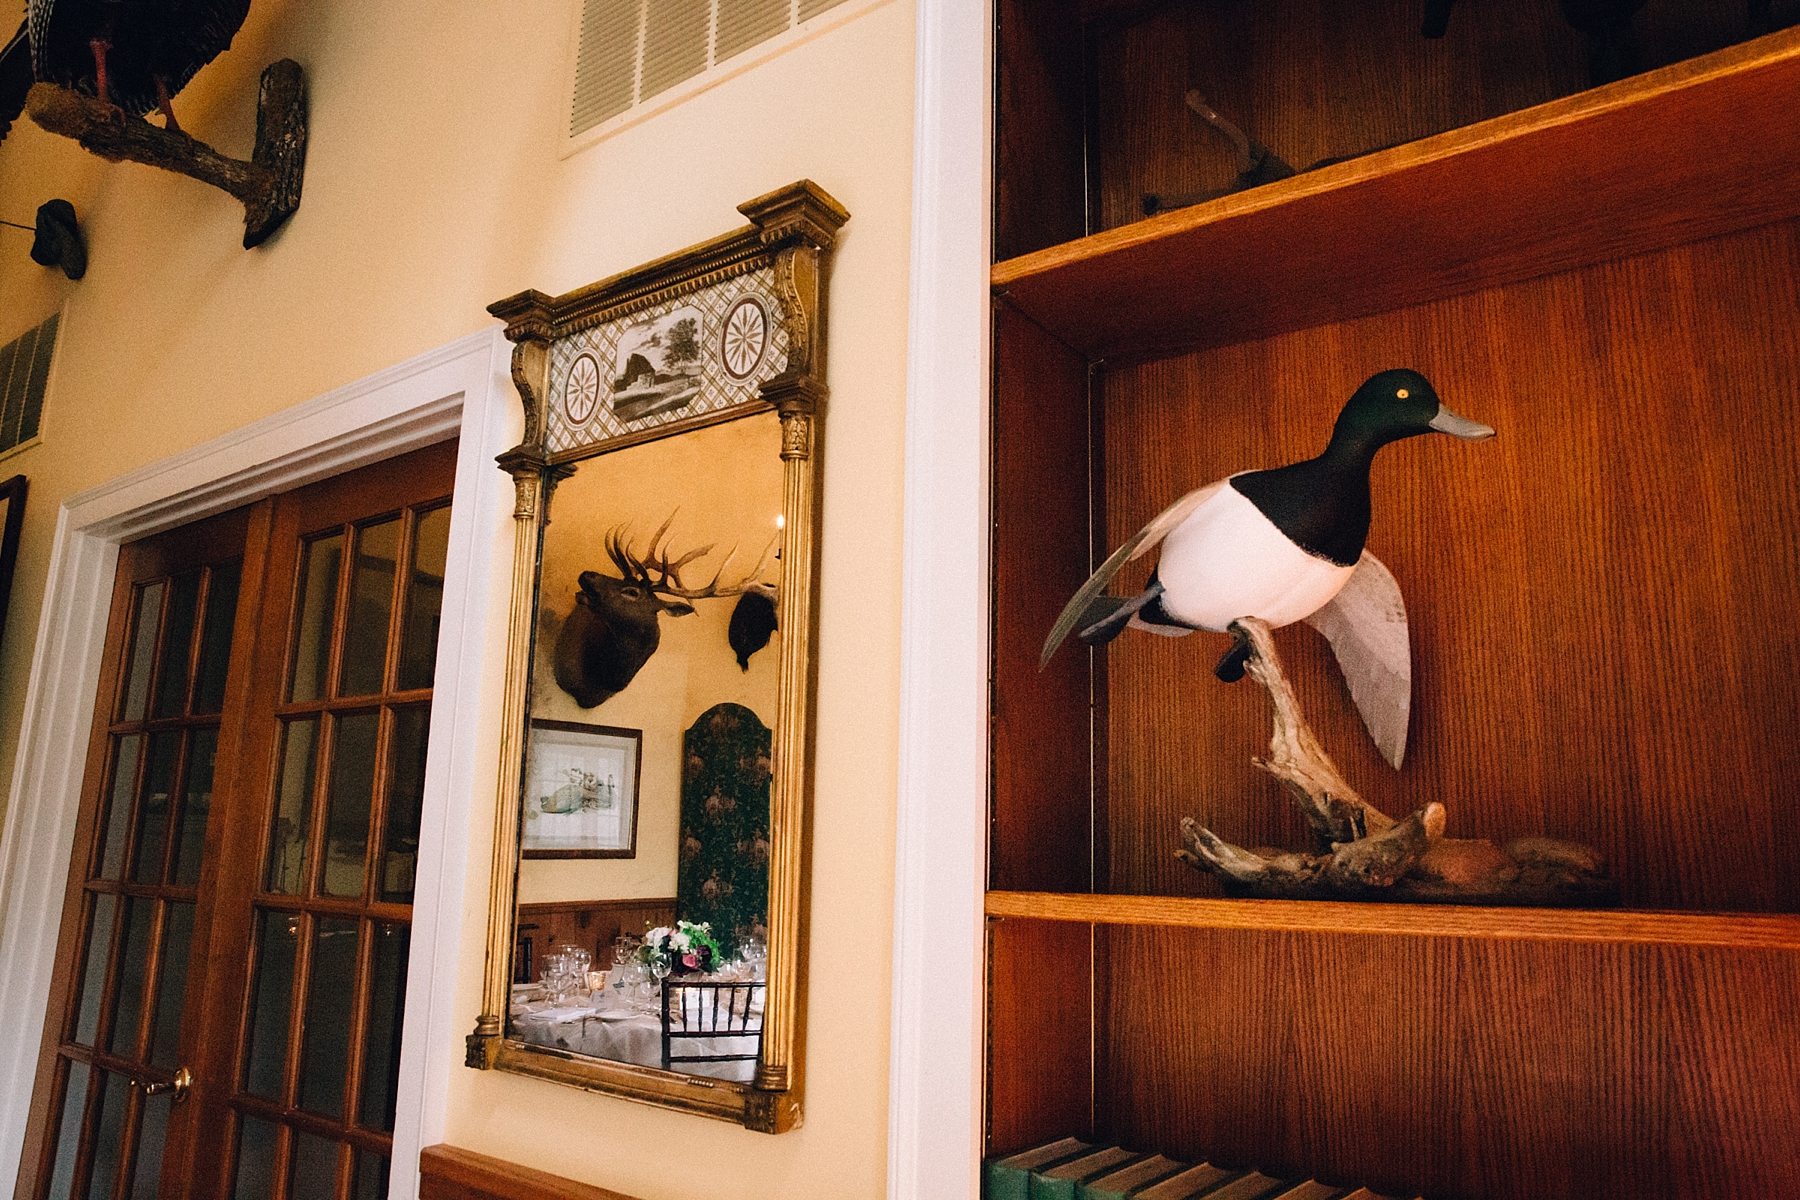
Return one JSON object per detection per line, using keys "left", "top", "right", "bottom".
{"left": 224, "top": 460, "right": 453, "bottom": 1200}
{"left": 37, "top": 532, "right": 248, "bottom": 1200}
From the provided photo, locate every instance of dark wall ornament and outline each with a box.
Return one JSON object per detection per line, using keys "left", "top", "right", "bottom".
{"left": 0, "top": 199, "right": 86, "bottom": 277}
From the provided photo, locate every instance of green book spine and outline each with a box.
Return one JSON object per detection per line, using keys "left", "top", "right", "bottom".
{"left": 984, "top": 1162, "right": 1033, "bottom": 1200}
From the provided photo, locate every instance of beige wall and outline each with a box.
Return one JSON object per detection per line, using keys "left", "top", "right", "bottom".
{"left": 0, "top": 0, "right": 912, "bottom": 1195}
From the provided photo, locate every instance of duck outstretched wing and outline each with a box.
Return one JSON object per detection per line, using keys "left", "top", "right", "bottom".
{"left": 1040, "top": 481, "right": 1221, "bottom": 667}
{"left": 1304, "top": 551, "right": 1411, "bottom": 768}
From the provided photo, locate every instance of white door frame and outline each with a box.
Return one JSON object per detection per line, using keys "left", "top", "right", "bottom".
{"left": 0, "top": 327, "right": 518, "bottom": 1200}
{"left": 888, "top": 0, "right": 993, "bottom": 1195}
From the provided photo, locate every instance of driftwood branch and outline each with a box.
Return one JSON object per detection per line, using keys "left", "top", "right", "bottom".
{"left": 27, "top": 59, "right": 306, "bottom": 248}
{"left": 1178, "top": 617, "right": 1615, "bottom": 905}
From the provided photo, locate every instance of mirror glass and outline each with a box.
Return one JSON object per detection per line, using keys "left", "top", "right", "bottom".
{"left": 507, "top": 409, "right": 782, "bottom": 1083}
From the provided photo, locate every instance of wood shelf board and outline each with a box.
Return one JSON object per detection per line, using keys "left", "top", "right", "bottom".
{"left": 991, "top": 26, "right": 1800, "bottom": 361}
{"left": 986, "top": 891, "right": 1800, "bottom": 949}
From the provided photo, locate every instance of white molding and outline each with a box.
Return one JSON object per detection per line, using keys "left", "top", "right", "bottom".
{"left": 0, "top": 326, "right": 517, "bottom": 1200}
{"left": 888, "top": 0, "right": 992, "bottom": 1197}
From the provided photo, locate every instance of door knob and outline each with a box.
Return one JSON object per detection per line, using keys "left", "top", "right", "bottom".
{"left": 137, "top": 1066, "right": 192, "bottom": 1103}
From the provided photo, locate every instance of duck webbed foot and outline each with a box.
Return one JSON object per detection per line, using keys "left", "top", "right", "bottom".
{"left": 1178, "top": 617, "right": 1616, "bottom": 905}
{"left": 1213, "top": 622, "right": 1253, "bottom": 682}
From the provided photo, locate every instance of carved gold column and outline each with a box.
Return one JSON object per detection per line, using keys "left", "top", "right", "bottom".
{"left": 468, "top": 333, "right": 552, "bottom": 1068}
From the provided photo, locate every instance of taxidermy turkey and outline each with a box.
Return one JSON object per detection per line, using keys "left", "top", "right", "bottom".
{"left": 25, "top": 0, "right": 253, "bottom": 130}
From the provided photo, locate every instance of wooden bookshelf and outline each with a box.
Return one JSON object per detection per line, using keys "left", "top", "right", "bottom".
{"left": 985, "top": 3, "right": 1800, "bottom": 1197}
{"left": 993, "top": 27, "right": 1800, "bottom": 361}
{"left": 985, "top": 891, "right": 1800, "bottom": 951}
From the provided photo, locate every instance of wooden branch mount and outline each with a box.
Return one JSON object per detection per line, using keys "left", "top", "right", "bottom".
{"left": 27, "top": 59, "right": 307, "bottom": 248}
{"left": 1178, "top": 617, "right": 1617, "bottom": 906}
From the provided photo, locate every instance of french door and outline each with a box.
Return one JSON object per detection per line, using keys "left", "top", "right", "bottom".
{"left": 19, "top": 440, "right": 457, "bottom": 1200}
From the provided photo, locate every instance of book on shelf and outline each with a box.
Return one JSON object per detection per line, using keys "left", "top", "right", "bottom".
{"left": 1030, "top": 1146, "right": 1152, "bottom": 1200}
{"left": 1077, "top": 1154, "right": 1189, "bottom": 1199}
{"left": 983, "top": 1137, "right": 1424, "bottom": 1200}
{"left": 984, "top": 1138, "right": 1095, "bottom": 1200}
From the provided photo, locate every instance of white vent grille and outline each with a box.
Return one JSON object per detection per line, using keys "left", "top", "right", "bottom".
{"left": 0, "top": 312, "right": 56, "bottom": 453}
{"left": 570, "top": 0, "right": 853, "bottom": 139}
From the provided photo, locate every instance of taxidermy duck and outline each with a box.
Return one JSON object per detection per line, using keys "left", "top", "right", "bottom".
{"left": 1041, "top": 369, "right": 1494, "bottom": 768}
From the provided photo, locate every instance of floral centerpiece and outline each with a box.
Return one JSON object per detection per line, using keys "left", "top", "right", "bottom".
{"left": 636, "top": 920, "right": 723, "bottom": 976}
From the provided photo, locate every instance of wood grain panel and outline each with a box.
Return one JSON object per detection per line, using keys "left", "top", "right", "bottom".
{"left": 1097, "top": 218, "right": 1800, "bottom": 912}
{"left": 994, "top": 26, "right": 1800, "bottom": 360}
{"left": 419, "top": 1145, "right": 643, "bottom": 1200}
{"left": 1094, "top": 924, "right": 1800, "bottom": 1200}
{"left": 991, "top": 306, "right": 1097, "bottom": 893}
{"left": 514, "top": 897, "right": 675, "bottom": 981}
{"left": 996, "top": 0, "right": 1089, "bottom": 261}
{"left": 985, "top": 892, "right": 1800, "bottom": 951}
{"left": 987, "top": 917, "right": 1093, "bottom": 1157}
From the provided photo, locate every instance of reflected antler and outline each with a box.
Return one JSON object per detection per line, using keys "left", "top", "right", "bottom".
{"left": 605, "top": 513, "right": 779, "bottom": 601}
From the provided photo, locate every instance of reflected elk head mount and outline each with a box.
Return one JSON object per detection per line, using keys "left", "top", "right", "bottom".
{"left": 552, "top": 514, "right": 777, "bottom": 707}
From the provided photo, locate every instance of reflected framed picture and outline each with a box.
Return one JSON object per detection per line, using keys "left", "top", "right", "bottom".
{"left": 520, "top": 719, "right": 641, "bottom": 858}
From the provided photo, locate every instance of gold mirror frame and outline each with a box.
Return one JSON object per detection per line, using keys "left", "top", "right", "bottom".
{"left": 466, "top": 181, "right": 847, "bottom": 1132}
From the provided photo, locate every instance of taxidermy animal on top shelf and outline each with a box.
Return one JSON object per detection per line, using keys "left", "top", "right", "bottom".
{"left": 1043, "top": 368, "right": 1493, "bottom": 770}
{"left": 553, "top": 516, "right": 778, "bottom": 708}
{"left": 17, "top": 0, "right": 307, "bottom": 247}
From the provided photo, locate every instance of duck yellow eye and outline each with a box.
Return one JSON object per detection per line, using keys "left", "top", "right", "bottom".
{"left": 1396, "top": 388, "right": 1409, "bottom": 398}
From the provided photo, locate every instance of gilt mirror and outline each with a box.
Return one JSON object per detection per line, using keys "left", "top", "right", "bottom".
{"left": 468, "top": 183, "right": 847, "bottom": 1132}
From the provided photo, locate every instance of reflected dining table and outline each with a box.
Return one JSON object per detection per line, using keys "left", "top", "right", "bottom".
{"left": 508, "top": 976, "right": 762, "bottom": 1083}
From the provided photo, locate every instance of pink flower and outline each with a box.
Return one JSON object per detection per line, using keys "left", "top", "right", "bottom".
{"left": 682, "top": 953, "right": 699, "bottom": 969}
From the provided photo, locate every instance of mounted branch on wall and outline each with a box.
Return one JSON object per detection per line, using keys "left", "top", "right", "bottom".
{"left": 26, "top": 58, "right": 306, "bottom": 248}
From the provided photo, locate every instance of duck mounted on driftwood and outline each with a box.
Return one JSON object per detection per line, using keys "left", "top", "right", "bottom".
{"left": 1042, "top": 370, "right": 1615, "bottom": 905}
{"left": 1042, "top": 368, "right": 1493, "bottom": 769}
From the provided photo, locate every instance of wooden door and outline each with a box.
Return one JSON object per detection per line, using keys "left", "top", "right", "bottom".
{"left": 18, "top": 441, "right": 457, "bottom": 1200}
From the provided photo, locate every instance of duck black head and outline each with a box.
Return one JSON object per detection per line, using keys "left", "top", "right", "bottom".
{"left": 1331, "top": 369, "right": 1496, "bottom": 454}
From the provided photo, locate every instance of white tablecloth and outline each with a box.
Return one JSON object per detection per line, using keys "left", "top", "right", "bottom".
{"left": 509, "top": 982, "right": 762, "bottom": 1083}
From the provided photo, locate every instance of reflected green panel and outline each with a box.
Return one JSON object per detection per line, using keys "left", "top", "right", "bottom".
{"left": 244, "top": 909, "right": 299, "bottom": 1099}
{"left": 267, "top": 719, "right": 319, "bottom": 894}
{"left": 232, "top": 1116, "right": 281, "bottom": 1200}
{"left": 128, "top": 1077, "right": 169, "bottom": 1199}
{"left": 353, "top": 1149, "right": 391, "bottom": 1200}
{"left": 359, "top": 923, "right": 410, "bottom": 1132}
{"left": 322, "top": 712, "right": 380, "bottom": 898}
{"left": 381, "top": 706, "right": 430, "bottom": 903}
{"left": 149, "top": 903, "right": 195, "bottom": 1070}
{"left": 86, "top": 1070, "right": 131, "bottom": 1200}
{"left": 130, "top": 732, "right": 180, "bottom": 885}
{"left": 298, "top": 918, "right": 360, "bottom": 1117}
{"left": 153, "top": 571, "right": 201, "bottom": 718}
{"left": 98, "top": 736, "right": 141, "bottom": 880}
{"left": 397, "top": 506, "right": 450, "bottom": 691}
{"left": 173, "top": 728, "right": 218, "bottom": 886}
{"left": 47, "top": 1059, "right": 90, "bottom": 1200}
{"left": 107, "top": 898, "right": 154, "bottom": 1057}
{"left": 74, "top": 893, "right": 117, "bottom": 1046}
{"left": 290, "top": 1130, "right": 342, "bottom": 1200}
{"left": 120, "top": 582, "right": 164, "bottom": 723}
{"left": 193, "top": 561, "right": 242, "bottom": 715}
{"left": 341, "top": 519, "right": 401, "bottom": 697}
{"left": 291, "top": 533, "right": 344, "bottom": 702}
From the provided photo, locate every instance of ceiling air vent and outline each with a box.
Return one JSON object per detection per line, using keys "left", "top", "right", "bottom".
{"left": 570, "top": 0, "right": 855, "bottom": 141}
{"left": 0, "top": 312, "right": 57, "bottom": 454}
